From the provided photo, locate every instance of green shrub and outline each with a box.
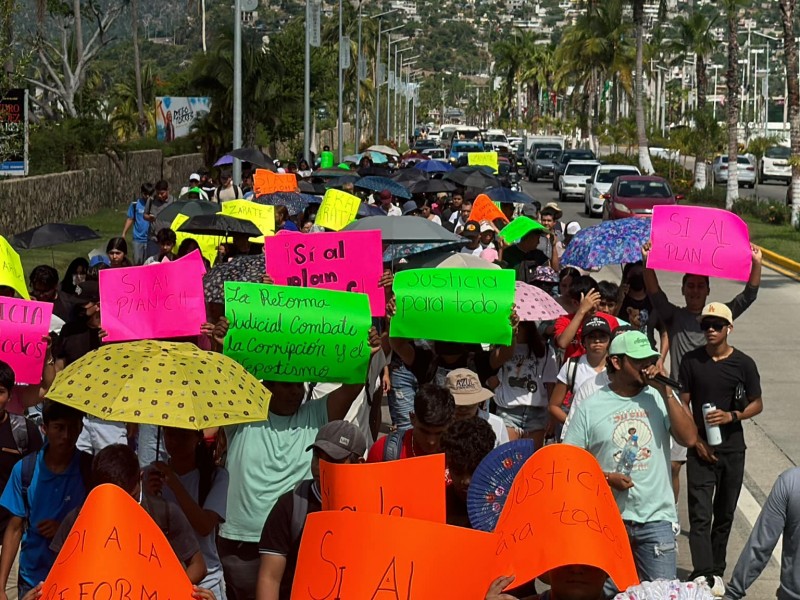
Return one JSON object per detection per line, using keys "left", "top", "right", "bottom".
{"left": 732, "top": 198, "right": 791, "bottom": 226}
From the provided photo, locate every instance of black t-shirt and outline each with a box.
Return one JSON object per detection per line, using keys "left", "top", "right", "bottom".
{"left": 0, "top": 414, "right": 43, "bottom": 537}
{"left": 679, "top": 347, "right": 761, "bottom": 453}
{"left": 501, "top": 244, "right": 549, "bottom": 270}
{"left": 619, "top": 294, "right": 653, "bottom": 335}
{"left": 53, "top": 321, "right": 101, "bottom": 367}
{"left": 408, "top": 346, "right": 494, "bottom": 387}
{"left": 259, "top": 482, "right": 322, "bottom": 600}
{"left": 446, "top": 485, "right": 470, "bottom": 528}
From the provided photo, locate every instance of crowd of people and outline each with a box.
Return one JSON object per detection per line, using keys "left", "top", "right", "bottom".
{"left": 0, "top": 153, "right": 785, "bottom": 600}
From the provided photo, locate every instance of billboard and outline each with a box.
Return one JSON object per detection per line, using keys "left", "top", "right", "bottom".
{"left": 155, "top": 96, "right": 211, "bottom": 142}
{"left": 0, "top": 89, "right": 28, "bottom": 177}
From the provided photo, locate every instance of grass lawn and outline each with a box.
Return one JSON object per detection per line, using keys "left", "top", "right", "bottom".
{"left": 743, "top": 218, "right": 800, "bottom": 264}
{"left": 17, "top": 204, "right": 130, "bottom": 277}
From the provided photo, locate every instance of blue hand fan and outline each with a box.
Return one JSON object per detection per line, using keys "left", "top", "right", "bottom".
{"left": 466, "top": 439, "right": 535, "bottom": 532}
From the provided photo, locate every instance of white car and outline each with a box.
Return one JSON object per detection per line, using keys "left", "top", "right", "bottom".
{"left": 760, "top": 146, "right": 791, "bottom": 185}
{"left": 422, "top": 148, "right": 448, "bottom": 162}
{"left": 712, "top": 155, "right": 756, "bottom": 188}
{"left": 558, "top": 160, "right": 601, "bottom": 202}
{"left": 584, "top": 164, "right": 642, "bottom": 217}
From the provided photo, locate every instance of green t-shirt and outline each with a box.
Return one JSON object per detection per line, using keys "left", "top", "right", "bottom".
{"left": 220, "top": 397, "right": 328, "bottom": 542}
{"left": 563, "top": 385, "right": 677, "bottom": 524}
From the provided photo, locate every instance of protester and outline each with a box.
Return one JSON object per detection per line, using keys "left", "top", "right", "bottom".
{"left": 453, "top": 201, "right": 473, "bottom": 234}
{"left": 446, "top": 369, "right": 509, "bottom": 447}
{"left": 537, "top": 206, "right": 564, "bottom": 262}
{"left": 274, "top": 206, "right": 298, "bottom": 232}
{"left": 554, "top": 276, "right": 619, "bottom": 360}
{"left": 256, "top": 421, "right": 366, "bottom": 600}
{"left": 181, "top": 174, "right": 209, "bottom": 200}
{"left": 123, "top": 182, "right": 155, "bottom": 265}
{"left": 376, "top": 190, "right": 400, "bottom": 216}
{"left": 444, "top": 190, "right": 464, "bottom": 225}
{"left": 563, "top": 221, "right": 581, "bottom": 247}
{"left": 58, "top": 258, "right": 88, "bottom": 297}
{"left": 419, "top": 200, "right": 442, "bottom": 225}
{"left": 479, "top": 223, "right": 499, "bottom": 262}
{"left": 500, "top": 221, "right": 557, "bottom": 275}
{"left": 619, "top": 261, "right": 653, "bottom": 335}
{"left": 144, "top": 228, "right": 177, "bottom": 264}
{"left": 460, "top": 221, "right": 483, "bottom": 256}
{"left": 53, "top": 280, "right": 103, "bottom": 368}
{"left": 296, "top": 160, "right": 312, "bottom": 178}
{"left": 679, "top": 302, "right": 763, "bottom": 591}
{"left": 27, "top": 266, "right": 70, "bottom": 323}
{"left": 106, "top": 237, "right": 131, "bottom": 268}
{"left": 402, "top": 200, "right": 421, "bottom": 216}
{"left": 596, "top": 280, "right": 621, "bottom": 317}
{"left": 213, "top": 171, "right": 242, "bottom": 203}
{"left": 146, "top": 181, "right": 175, "bottom": 256}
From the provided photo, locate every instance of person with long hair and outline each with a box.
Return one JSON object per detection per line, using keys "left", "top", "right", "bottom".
{"left": 59, "top": 258, "right": 88, "bottom": 296}
{"left": 106, "top": 237, "right": 131, "bottom": 268}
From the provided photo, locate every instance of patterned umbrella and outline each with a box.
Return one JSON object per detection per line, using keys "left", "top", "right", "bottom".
{"left": 560, "top": 217, "right": 651, "bottom": 270}
{"left": 414, "top": 160, "right": 454, "bottom": 173}
{"left": 354, "top": 176, "right": 412, "bottom": 199}
{"left": 514, "top": 281, "right": 568, "bottom": 322}
{"left": 203, "top": 254, "right": 265, "bottom": 304}
{"left": 254, "top": 192, "right": 316, "bottom": 216}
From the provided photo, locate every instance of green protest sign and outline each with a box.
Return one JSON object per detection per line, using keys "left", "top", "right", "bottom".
{"left": 223, "top": 282, "right": 372, "bottom": 383}
{"left": 498, "top": 216, "right": 547, "bottom": 243}
{"left": 390, "top": 268, "right": 516, "bottom": 345}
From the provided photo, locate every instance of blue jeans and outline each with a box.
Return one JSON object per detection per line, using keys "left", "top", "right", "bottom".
{"left": 604, "top": 520, "right": 676, "bottom": 597}
{"left": 387, "top": 364, "right": 417, "bottom": 431}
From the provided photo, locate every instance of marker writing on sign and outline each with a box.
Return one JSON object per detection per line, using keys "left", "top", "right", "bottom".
{"left": 115, "top": 273, "right": 190, "bottom": 318}
{"left": 664, "top": 214, "right": 732, "bottom": 269}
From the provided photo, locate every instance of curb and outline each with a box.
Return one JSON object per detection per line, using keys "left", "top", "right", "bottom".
{"left": 759, "top": 246, "right": 800, "bottom": 282}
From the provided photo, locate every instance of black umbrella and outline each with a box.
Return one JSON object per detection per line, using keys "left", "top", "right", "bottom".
{"left": 203, "top": 255, "right": 265, "bottom": 304}
{"left": 443, "top": 167, "right": 500, "bottom": 189}
{"left": 155, "top": 200, "right": 221, "bottom": 233}
{"left": 358, "top": 165, "right": 392, "bottom": 178}
{"left": 342, "top": 216, "right": 464, "bottom": 243}
{"left": 298, "top": 180, "right": 326, "bottom": 194}
{"left": 177, "top": 214, "right": 262, "bottom": 237}
{"left": 229, "top": 148, "right": 276, "bottom": 170}
{"left": 11, "top": 223, "right": 101, "bottom": 249}
{"left": 391, "top": 169, "right": 428, "bottom": 186}
{"left": 410, "top": 179, "right": 457, "bottom": 194}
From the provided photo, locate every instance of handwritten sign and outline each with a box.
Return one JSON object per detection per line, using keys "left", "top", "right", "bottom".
{"left": 498, "top": 216, "right": 548, "bottom": 243}
{"left": 253, "top": 169, "right": 298, "bottom": 195}
{"left": 264, "top": 230, "right": 385, "bottom": 316}
{"left": 647, "top": 205, "right": 752, "bottom": 281}
{"left": 0, "top": 236, "right": 29, "bottom": 300}
{"left": 469, "top": 194, "right": 508, "bottom": 224}
{"left": 390, "top": 268, "right": 515, "bottom": 345}
{"left": 320, "top": 455, "right": 446, "bottom": 522}
{"left": 42, "top": 484, "right": 192, "bottom": 600}
{"left": 467, "top": 151, "right": 499, "bottom": 173}
{"left": 494, "top": 444, "right": 638, "bottom": 591}
{"left": 171, "top": 213, "right": 225, "bottom": 264}
{"left": 0, "top": 297, "right": 53, "bottom": 384}
{"left": 221, "top": 200, "right": 275, "bottom": 243}
{"left": 223, "top": 282, "right": 371, "bottom": 383}
{"left": 315, "top": 189, "right": 361, "bottom": 231}
{"left": 291, "top": 511, "right": 503, "bottom": 600}
{"left": 99, "top": 251, "right": 207, "bottom": 342}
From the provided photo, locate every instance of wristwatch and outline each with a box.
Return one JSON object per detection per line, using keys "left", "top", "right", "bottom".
{"left": 729, "top": 411, "right": 739, "bottom": 423}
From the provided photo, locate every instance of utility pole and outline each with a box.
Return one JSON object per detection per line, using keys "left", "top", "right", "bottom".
{"left": 354, "top": 1, "right": 363, "bottom": 151}
{"left": 337, "top": 0, "right": 343, "bottom": 162}
{"left": 232, "top": 0, "right": 242, "bottom": 184}
{"left": 374, "top": 20, "right": 401, "bottom": 144}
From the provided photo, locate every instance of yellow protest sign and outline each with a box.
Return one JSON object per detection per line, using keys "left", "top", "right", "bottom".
{"left": 0, "top": 237, "right": 29, "bottom": 299}
{"left": 468, "top": 151, "right": 499, "bottom": 173}
{"left": 315, "top": 189, "right": 361, "bottom": 231}
{"left": 170, "top": 214, "right": 225, "bottom": 264}
{"left": 221, "top": 200, "right": 275, "bottom": 243}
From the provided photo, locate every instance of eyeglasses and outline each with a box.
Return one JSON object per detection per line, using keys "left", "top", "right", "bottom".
{"left": 700, "top": 320, "right": 727, "bottom": 332}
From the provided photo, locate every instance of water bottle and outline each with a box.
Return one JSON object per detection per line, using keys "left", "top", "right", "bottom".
{"left": 702, "top": 403, "right": 723, "bottom": 446}
{"left": 615, "top": 435, "right": 639, "bottom": 476}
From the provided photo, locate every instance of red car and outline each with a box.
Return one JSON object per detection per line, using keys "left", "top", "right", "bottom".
{"left": 602, "top": 175, "right": 684, "bottom": 220}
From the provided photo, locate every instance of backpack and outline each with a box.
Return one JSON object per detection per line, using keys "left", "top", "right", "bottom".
{"left": 20, "top": 451, "right": 93, "bottom": 528}
{"left": 290, "top": 479, "right": 314, "bottom": 545}
{"left": 560, "top": 357, "right": 580, "bottom": 413}
{"left": 382, "top": 430, "right": 405, "bottom": 462}
{"left": 215, "top": 185, "right": 241, "bottom": 202}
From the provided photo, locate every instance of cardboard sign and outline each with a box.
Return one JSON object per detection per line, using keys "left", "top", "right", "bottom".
{"left": 223, "top": 281, "right": 372, "bottom": 383}
{"left": 0, "top": 236, "right": 29, "bottom": 300}
{"left": 390, "top": 268, "right": 516, "bottom": 345}
{"left": 171, "top": 213, "right": 225, "bottom": 264}
{"left": 0, "top": 297, "right": 53, "bottom": 384}
{"left": 253, "top": 169, "right": 299, "bottom": 195}
{"left": 647, "top": 205, "right": 752, "bottom": 281}
{"left": 320, "top": 454, "right": 446, "bottom": 522}
{"left": 467, "top": 151, "right": 499, "bottom": 173}
{"left": 315, "top": 189, "right": 361, "bottom": 231}
{"left": 264, "top": 230, "right": 385, "bottom": 316}
{"left": 99, "top": 251, "right": 207, "bottom": 342}
{"left": 291, "top": 511, "right": 504, "bottom": 600}
{"left": 498, "top": 216, "right": 548, "bottom": 243}
{"left": 469, "top": 194, "right": 509, "bottom": 224}
{"left": 41, "top": 484, "right": 192, "bottom": 600}
{"left": 221, "top": 200, "right": 275, "bottom": 243}
{"left": 494, "top": 444, "right": 638, "bottom": 591}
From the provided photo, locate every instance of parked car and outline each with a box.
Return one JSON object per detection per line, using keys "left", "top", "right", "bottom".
{"left": 527, "top": 147, "right": 561, "bottom": 182}
{"left": 602, "top": 175, "right": 682, "bottom": 220}
{"left": 584, "top": 164, "right": 641, "bottom": 217}
{"left": 558, "top": 160, "right": 601, "bottom": 202}
{"left": 552, "top": 149, "right": 596, "bottom": 190}
{"left": 712, "top": 155, "right": 756, "bottom": 188}
{"left": 760, "top": 146, "right": 791, "bottom": 185}
{"left": 422, "top": 148, "right": 448, "bottom": 162}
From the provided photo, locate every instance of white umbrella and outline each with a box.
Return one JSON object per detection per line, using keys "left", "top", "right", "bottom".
{"left": 367, "top": 144, "right": 400, "bottom": 157}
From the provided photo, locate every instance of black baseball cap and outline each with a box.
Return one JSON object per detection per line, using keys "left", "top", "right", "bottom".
{"left": 582, "top": 315, "right": 611, "bottom": 338}
{"left": 462, "top": 220, "right": 481, "bottom": 237}
{"left": 306, "top": 420, "right": 367, "bottom": 460}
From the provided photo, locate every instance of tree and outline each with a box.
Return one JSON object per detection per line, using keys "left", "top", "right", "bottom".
{"left": 131, "top": 0, "right": 147, "bottom": 135}
{"left": 722, "top": 0, "right": 743, "bottom": 209}
{"left": 778, "top": 0, "right": 800, "bottom": 226}
{"left": 491, "top": 32, "right": 532, "bottom": 123}
{"left": 631, "top": 0, "right": 654, "bottom": 174}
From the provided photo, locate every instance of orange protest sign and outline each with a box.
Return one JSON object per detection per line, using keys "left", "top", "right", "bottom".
{"left": 291, "top": 511, "right": 505, "bottom": 600}
{"left": 494, "top": 444, "right": 639, "bottom": 591}
{"left": 253, "top": 168, "right": 299, "bottom": 195}
{"left": 41, "top": 484, "right": 192, "bottom": 600}
{"left": 320, "top": 454, "right": 446, "bottom": 522}
{"left": 469, "top": 193, "right": 509, "bottom": 224}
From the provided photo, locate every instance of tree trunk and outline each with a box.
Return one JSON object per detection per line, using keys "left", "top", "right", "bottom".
{"left": 725, "top": 5, "right": 740, "bottom": 209}
{"left": 779, "top": 0, "right": 800, "bottom": 226}
{"left": 131, "top": 0, "right": 146, "bottom": 136}
{"left": 73, "top": 0, "right": 83, "bottom": 60}
{"left": 694, "top": 56, "right": 708, "bottom": 189}
{"left": 633, "top": 0, "right": 654, "bottom": 174}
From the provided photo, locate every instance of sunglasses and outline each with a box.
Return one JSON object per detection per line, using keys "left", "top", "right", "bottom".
{"left": 700, "top": 320, "right": 728, "bottom": 332}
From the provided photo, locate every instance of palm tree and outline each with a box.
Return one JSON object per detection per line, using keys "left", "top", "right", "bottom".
{"left": 779, "top": 0, "right": 800, "bottom": 226}
{"left": 631, "top": 0, "right": 654, "bottom": 174}
{"left": 722, "top": 0, "right": 743, "bottom": 208}
{"left": 131, "top": 0, "right": 147, "bottom": 136}
{"left": 491, "top": 32, "right": 532, "bottom": 123}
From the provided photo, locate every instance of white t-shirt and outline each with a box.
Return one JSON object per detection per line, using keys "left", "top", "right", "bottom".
{"left": 460, "top": 245, "right": 484, "bottom": 257}
{"left": 494, "top": 344, "right": 558, "bottom": 408}
{"left": 560, "top": 370, "right": 610, "bottom": 440}
{"left": 428, "top": 215, "right": 442, "bottom": 226}
{"left": 556, "top": 354, "right": 605, "bottom": 393}
{"left": 478, "top": 408, "right": 510, "bottom": 447}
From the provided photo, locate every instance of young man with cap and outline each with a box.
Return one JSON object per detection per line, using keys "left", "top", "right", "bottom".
{"left": 377, "top": 189, "right": 401, "bottom": 216}
{"left": 500, "top": 218, "right": 557, "bottom": 274}
{"left": 446, "top": 369, "right": 509, "bottom": 448}
{"left": 678, "top": 302, "right": 762, "bottom": 592}
{"left": 460, "top": 221, "right": 484, "bottom": 256}
{"left": 180, "top": 173, "right": 209, "bottom": 200}
{"left": 256, "top": 421, "right": 367, "bottom": 600}
{"left": 564, "top": 331, "right": 697, "bottom": 586}
{"left": 479, "top": 222, "right": 499, "bottom": 262}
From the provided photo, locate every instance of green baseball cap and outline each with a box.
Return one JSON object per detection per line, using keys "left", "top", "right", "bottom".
{"left": 609, "top": 331, "right": 659, "bottom": 360}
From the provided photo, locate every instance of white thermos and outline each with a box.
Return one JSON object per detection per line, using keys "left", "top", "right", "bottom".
{"left": 702, "top": 403, "right": 723, "bottom": 446}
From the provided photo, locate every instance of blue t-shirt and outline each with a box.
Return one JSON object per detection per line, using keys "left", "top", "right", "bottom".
{"left": 127, "top": 198, "right": 150, "bottom": 243}
{"left": 0, "top": 447, "right": 88, "bottom": 586}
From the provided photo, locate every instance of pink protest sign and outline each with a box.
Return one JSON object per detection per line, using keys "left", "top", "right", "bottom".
{"left": 647, "top": 205, "right": 752, "bottom": 281}
{"left": 99, "top": 250, "right": 208, "bottom": 342}
{"left": 264, "top": 230, "right": 385, "bottom": 316}
{"left": 0, "top": 298, "right": 53, "bottom": 384}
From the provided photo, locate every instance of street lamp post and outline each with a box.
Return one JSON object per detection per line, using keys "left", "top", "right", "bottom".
{"left": 337, "top": 0, "right": 343, "bottom": 162}
{"left": 374, "top": 21, "right": 401, "bottom": 144}
{"left": 354, "top": 1, "right": 363, "bottom": 152}
{"left": 401, "top": 56, "right": 419, "bottom": 143}
{"left": 752, "top": 31, "right": 780, "bottom": 137}
{"left": 232, "top": 0, "right": 242, "bottom": 183}
{"left": 386, "top": 35, "right": 409, "bottom": 144}
{"left": 394, "top": 46, "right": 413, "bottom": 143}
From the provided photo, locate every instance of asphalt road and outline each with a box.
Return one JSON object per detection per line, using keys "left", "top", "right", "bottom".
{"left": 521, "top": 175, "right": 791, "bottom": 595}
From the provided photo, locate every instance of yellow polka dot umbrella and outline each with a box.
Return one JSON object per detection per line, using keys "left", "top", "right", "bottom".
{"left": 47, "top": 340, "right": 270, "bottom": 429}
